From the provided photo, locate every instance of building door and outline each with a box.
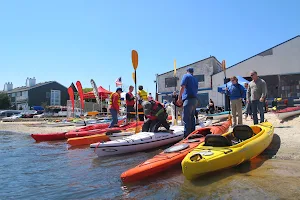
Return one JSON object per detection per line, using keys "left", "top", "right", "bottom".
{"left": 50, "top": 90, "right": 61, "bottom": 106}
{"left": 196, "top": 93, "right": 209, "bottom": 108}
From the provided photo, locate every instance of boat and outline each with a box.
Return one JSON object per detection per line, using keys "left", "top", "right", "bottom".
{"left": 90, "top": 120, "right": 212, "bottom": 157}
{"left": 181, "top": 121, "right": 274, "bottom": 180}
{"left": 275, "top": 106, "right": 300, "bottom": 120}
{"left": 206, "top": 111, "right": 230, "bottom": 120}
{"left": 206, "top": 107, "right": 246, "bottom": 120}
{"left": 31, "top": 132, "right": 67, "bottom": 142}
{"left": 120, "top": 120, "right": 230, "bottom": 183}
{"left": 67, "top": 126, "right": 143, "bottom": 147}
{"left": 65, "top": 121, "right": 143, "bottom": 139}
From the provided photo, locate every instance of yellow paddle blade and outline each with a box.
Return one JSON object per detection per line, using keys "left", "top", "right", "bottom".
{"left": 174, "top": 59, "right": 177, "bottom": 77}
{"left": 132, "top": 50, "right": 138, "bottom": 70}
{"left": 132, "top": 72, "right": 136, "bottom": 84}
{"left": 222, "top": 60, "right": 226, "bottom": 71}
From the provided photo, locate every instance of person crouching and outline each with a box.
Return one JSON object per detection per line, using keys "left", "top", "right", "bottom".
{"left": 141, "top": 100, "right": 170, "bottom": 132}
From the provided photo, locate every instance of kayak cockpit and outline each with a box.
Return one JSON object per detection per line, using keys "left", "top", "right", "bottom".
{"left": 203, "top": 125, "right": 262, "bottom": 147}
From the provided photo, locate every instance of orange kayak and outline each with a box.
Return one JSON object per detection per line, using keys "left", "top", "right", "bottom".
{"left": 67, "top": 124, "right": 143, "bottom": 147}
{"left": 67, "top": 134, "right": 110, "bottom": 147}
{"left": 121, "top": 120, "right": 231, "bottom": 183}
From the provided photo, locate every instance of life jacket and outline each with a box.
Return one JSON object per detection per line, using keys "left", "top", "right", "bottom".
{"left": 138, "top": 90, "right": 148, "bottom": 101}
{"left": 147, "top": 100, "right": 166, "bottom": 120}
{"left": 109, "top": 92, "right": 121, "bottom": 106}
{"left": 138, "top": 89, "right": 148, "bottom": 109}
{"left": 126, "top": 92, "right": 135, "bottom": 106}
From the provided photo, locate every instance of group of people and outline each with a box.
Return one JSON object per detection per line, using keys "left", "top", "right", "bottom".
{"left": 108, "top": 84, "right": 170, "bottom": 132}
{"left": 225, "top": 70, "right": 267, "bottom": 126}
{"left": 108, "top": 68, "right": 267, "bottom": 139}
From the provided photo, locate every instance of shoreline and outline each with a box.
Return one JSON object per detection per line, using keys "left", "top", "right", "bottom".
{"left": 1, "top": 113, "right": 300, "bottom": 161}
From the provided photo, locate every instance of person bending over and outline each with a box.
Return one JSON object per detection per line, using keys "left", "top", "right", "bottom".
{"left": 141, "top": 100, "right": 170, "bottom": 132}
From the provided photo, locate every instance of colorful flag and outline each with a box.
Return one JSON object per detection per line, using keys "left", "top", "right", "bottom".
{"left": 68, "top": 86, "right": 75, "bottom": 113}
{"left": 115, "top": 77, "right": 122, "bottom": 87}
{"left": 76, "top": 81, "right": 84, "bottom": 112}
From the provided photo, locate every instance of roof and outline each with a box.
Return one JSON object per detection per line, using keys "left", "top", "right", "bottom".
{"left": 223, "top": 35, "right": 300, "bottom": 71}
{"left": 5, "top": 81, "right": 67, "bottom": 93}
{"left": 157, "top": 56, "right": 221, "bottom": 77}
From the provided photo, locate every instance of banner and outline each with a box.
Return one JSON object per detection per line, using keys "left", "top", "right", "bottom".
{"left": 76, "top": 81, "right": 84, "bottom": 112}
{"left": 90, "top": 79, "right": 101, "bottom": 104}
{"left": 68, "top": 86, "right": 75, "bottom": 113}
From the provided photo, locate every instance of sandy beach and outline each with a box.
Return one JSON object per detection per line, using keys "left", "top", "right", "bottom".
{"left": 1, "top": 112, "right": 300, "bottom": 161}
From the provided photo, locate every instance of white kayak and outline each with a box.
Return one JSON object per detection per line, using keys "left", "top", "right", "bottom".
{"left": 276, "top": 107, "right": 300, "bottom": 120}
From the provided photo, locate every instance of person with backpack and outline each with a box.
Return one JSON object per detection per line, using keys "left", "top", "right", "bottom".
{"left": 225, "top": 76, "right": 246, "bottom": 127}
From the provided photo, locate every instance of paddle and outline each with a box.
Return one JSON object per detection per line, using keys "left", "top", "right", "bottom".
{"left": 131, "top": 50, "right": 139, "bottom": 133}
{"left": 222, "top": 60, "right": 232, "bottom": 124}
{"left": 173, "top": 59, "right": 178, "bottom": 125}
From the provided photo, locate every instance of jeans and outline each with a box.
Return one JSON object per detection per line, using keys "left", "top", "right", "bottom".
{"left": 182, "top": 98, "right": 198, "bottom": 138}
{"left": 251, "top": 100, "right": 264, "bottom": 124}
{"left": 244, "top": 102, "right": 252, "bottom": 116}
{"left": 109, "top": 108, "right": 118, "bottom": 128}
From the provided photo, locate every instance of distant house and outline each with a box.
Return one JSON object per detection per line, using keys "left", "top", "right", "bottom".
{"left": 3, "top": 77, "right": 68, "bottom": 110}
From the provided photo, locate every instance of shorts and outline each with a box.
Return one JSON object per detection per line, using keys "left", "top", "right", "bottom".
{"left": 126, "top": 105, "right": 135, "bottom": 119}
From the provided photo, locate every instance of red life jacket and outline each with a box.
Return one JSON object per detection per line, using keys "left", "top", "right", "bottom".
{"left": 126, "top": 92, "right": 135, "bottom": 106}
{"left": 146, "top": 100, "right": 165, "bottom": 120}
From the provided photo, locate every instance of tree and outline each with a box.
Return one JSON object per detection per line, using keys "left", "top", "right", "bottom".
{"left": 83, "top": 88, "right": 93, "bottom": 93}
{"left": 0, "top": 93, "right": 11, "bottom": 109}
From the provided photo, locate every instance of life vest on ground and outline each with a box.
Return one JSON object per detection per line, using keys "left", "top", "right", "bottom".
{"left": 109, "top": 92, "right": 121, "bottom": 106}
{"left": 126, "top": 92, "right": 135, "bottom": 106}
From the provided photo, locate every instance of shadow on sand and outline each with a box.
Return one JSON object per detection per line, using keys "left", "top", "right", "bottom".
{"left": 189, "top": 133, "right": 281, "bottom": 186}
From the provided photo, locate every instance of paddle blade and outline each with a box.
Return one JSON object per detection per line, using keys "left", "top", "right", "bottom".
{"left": 132, "top": 72, "right": 136, "bottom": 84}
{"left": 132, "top": 50, "right": 138, "bottom": 70}
{"left": 222, "top": 60, "right": 226, "bottom": 71}
{"left": 174, "top": 59, "right": 177, "bottom": 77}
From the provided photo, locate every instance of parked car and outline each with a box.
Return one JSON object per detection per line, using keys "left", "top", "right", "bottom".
{"left": 2, "top": 114, "right": 23, "bottom": 122}
{"left": 0, "top": 110, "right": 22, "bottom": 119}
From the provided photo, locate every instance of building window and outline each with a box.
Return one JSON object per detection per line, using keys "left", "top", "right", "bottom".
{"left": 46, "top": 92, "right": 50, "bottom": 98}
{"left": 50, "top": 90, "right": 61, "bottom": 106}
{"left": 11, "top": 93, "right": 16, "bottom": 97}
{"left": 194, "top": 75, "right": 205, "bottom": 82}
{"left": 165, "top": 77, "right": 177, "bottom": 88}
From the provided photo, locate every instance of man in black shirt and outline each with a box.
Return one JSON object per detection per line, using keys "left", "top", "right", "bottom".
{"left": 171, "top": 91, "right": 183, "bottom": 125}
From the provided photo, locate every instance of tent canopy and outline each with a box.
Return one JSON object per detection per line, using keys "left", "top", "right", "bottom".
{"left": 217, "top": 76, "right": 250, "bottom": 94}
{"left": 83, "top": 86, "right": 112, "bottom": 99}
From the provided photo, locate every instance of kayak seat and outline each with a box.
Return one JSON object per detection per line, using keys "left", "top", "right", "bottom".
{"left": 233, "top": 125, "right": 254, "bottom": 141}
{"left": 188, "top": 134, "right": 204, "bottom": 139}
{"left": 204, "top": 134, "right": 232, "bottom": 147}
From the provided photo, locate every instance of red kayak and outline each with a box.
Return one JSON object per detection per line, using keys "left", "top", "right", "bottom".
{"left": 65, "top": 121, "right": 143, "bottom": 139}
{"left": 31, "top": 132, "right": 67, "bottom": 142}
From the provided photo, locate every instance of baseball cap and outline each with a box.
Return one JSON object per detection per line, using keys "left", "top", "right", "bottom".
{"left": 116, "top": 87, "right": 123, "bottom": 92}
{"left": 187, "top": 67, "right": 194, "bottom": 74}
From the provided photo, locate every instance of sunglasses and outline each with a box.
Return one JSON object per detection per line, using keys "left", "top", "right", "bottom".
{"left": 250, "top": 74, "right": 256, "bottom": 76}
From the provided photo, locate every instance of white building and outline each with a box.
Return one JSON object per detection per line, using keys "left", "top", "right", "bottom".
{"left": 156, "top": 35, "right": 300, "bottom": 108}
{"left": 156, "top": 56, "right": 222, "bottom": 108}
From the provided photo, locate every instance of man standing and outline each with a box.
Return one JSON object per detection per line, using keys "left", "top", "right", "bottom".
{"left": 137, "top": 85, "right": 148, "bottom": 121}
{"left": 225, "top": 76, "right": 245, "bottom": 127}
{"left": 247, "top": 70, "right": 267, "bottom": 124}
{"left": 125, "top": 85, "right": 135, "bottom": 124}
{"left": 177, "top": 67, "right": 199, "bottom": 138}
{"left": 109, "top": 87, "right": 123, "bottom": 128}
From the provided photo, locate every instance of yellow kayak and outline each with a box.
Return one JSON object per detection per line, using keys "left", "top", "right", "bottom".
{"left": 181, "top": 122, "right": 274, "bottom": 180}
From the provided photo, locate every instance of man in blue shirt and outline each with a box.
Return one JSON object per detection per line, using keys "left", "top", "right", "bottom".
{"left": 177, "top": 67, "right": 199, "bottom": 138}
{"left": 225, "top": 76, "right": 246, "bottom": 127}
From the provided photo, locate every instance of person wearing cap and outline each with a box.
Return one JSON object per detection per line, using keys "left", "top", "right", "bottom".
{"left": 137, "top": 85, "right": 148, "bottom": 121}
{"left": 177, "top": 67, "right": 199, "bottom": 138}
{"left": 108, "top": 87, "right": 123, "bottom": 128}
{"left": 141, "top": 100, "right": 170, "bottom": 132}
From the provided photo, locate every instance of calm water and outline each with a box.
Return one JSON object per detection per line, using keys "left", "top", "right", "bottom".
{"left": 1, "top": 131, "right": 300, "bottom": 200}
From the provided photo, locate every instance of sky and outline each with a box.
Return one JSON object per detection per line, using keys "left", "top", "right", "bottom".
{"left": 1, "top": 0, "right": 299, "bottom": 95}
